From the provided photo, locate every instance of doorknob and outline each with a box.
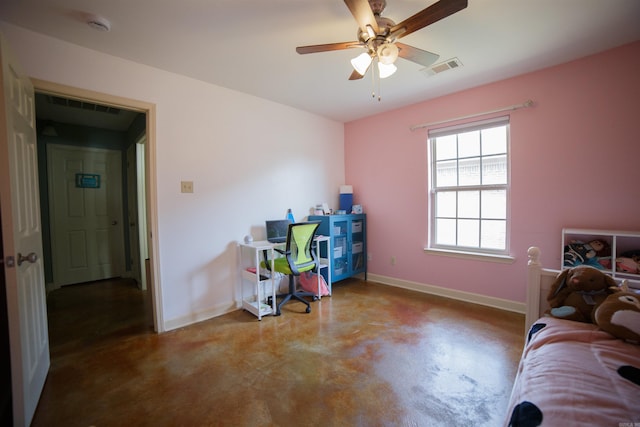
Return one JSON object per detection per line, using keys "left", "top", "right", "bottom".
{"left": 17, "top": 252, "right": 38, "bottom": 266}
{"left": 112, "top": 220, "right": 118, "bottom": 225}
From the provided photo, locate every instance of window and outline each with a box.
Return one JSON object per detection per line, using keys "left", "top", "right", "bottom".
{"left": 428, "top": 116, "right": 509, "bottom": 255}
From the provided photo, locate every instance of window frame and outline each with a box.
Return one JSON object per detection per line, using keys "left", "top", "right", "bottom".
{"left": 427, "top": 116, "right": 511, "bottom": 258}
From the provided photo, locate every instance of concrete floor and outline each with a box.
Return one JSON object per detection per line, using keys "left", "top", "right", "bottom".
{"left": 33, "top": 277, "right": 525, "bottom": 427}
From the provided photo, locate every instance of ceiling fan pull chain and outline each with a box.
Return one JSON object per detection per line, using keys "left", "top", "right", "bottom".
{"left": 374, "top": 58, "right": 382, "bottom": 102}
{"left": 371, "top": 61, "right": 376, "bottom": 99}
{"left": 377, "top": 63, "right": 382, "bottom": 102}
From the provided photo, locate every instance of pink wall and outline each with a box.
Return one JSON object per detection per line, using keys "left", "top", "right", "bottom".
{"left": 345, "top": 41, "right": 640, "bottom": 304}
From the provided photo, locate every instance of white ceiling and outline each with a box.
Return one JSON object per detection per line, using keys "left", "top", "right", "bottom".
{"left": 2, "top": 0, "right": 640, "bottom": 123}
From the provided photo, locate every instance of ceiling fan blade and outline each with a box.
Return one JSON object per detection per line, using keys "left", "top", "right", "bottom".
{"left": 396, "top": 43, "right": 439, "bottom": 67}
{"left": 296, "top": 41, "right": 362, "bottom": 55}
{"left": 349, "top": 69, "right": 366, "bottom": 80}
{"left": 344, "top": 0, "right": 379, "bottom": 35}
{"left": 390, "top": 0, "right": 468, "bottom": 40}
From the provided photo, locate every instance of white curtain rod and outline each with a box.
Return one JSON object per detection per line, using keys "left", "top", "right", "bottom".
{"left": 410, "top": 99, "right": 534, "bottom": 132}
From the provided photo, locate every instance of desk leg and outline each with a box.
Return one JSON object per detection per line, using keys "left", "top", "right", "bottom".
{"left": 316, "top": 243, "right": 321, "bottom": 299}
{"left": 315, "top": 238, "right": 331, "bottom": 298}
{"left": 269, "top": 250, "right": 276, "bottom": 314}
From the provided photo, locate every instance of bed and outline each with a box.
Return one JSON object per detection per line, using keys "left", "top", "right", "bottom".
{"left": 504, "top": 247, "right": 640, "bottom": 427}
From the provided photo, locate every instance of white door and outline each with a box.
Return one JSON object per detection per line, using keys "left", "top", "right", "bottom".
{"left": 0, "top": 34, "right": 50, "bottom": 426}
{"left": 48, "top": 145, "right": 125, "bottom": 286}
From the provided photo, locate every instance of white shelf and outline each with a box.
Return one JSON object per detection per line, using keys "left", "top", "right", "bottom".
{"left": 239, "top": 241, "right": 277, "bottom": 320}
{"left": 242, "top": 300, "right": 274, "bottom": 317}
{"left": 242, "top": 269, "right": 270, "bottom": 283}
{"left": 562, "top": 228, "right": 640, "bottom": 288}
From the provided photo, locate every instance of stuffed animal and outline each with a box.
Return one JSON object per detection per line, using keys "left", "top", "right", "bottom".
{"left": 588, "top": 239, "right": 610, "bottom": 257}
{"left": 547, "top": 265, "right": 617, "bottom": 323}
{"left": 615, "top": 257, "right": 640, "bottom": 274}
{"left": 563, "top": 242, "right": 595, "bottom": 267}
{"left": 594, "top": 283, "right": 640, "bottom": 343}
{"left": 563, "top": 241, "right": 605, "bottom": 269}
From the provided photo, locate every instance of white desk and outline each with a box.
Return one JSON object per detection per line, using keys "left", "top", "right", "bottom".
{"left": 239, "top": 240, "right": 277, "bottom": 320}
{"left": 239, "top": 236, "right": 332, "bottom": 319}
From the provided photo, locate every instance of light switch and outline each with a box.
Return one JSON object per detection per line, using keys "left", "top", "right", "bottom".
{"left": 181, "top": 181, "right": 194, "bottom": 193}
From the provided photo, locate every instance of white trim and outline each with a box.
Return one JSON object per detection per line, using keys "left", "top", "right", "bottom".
{"left": 367, "top": 273, "right": 525, "bottom": 314}
{"left": 164, "top": 302, "right": 239, "bottom": 331}
{"left": 424, "top": 247, "right": 515, "bottom": 263}
{"left": 428, "top": 120, "right": 511, "bottom": 255}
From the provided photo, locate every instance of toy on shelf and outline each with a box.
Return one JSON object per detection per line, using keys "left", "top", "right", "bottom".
{"left": 563, "top": 240, "right": 607, "bottom": 269}
{"left": 616, "top": 250, "right": 640, "bottom": 274}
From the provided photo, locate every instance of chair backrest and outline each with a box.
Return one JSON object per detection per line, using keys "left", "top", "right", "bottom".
{"left": 285, "top": 221, "right": 320, "bottom": 275}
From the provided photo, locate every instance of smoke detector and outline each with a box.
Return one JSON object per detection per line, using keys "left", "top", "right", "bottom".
{"left": 422, "top": 57, "right": 463, "bottom": 77}
{"left": 87, "top": 15, "right": 111, "bottom": 32}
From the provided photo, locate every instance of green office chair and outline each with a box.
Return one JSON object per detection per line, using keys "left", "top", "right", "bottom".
{"left": 263, "top": 221, "right": 320, "bottom": 315}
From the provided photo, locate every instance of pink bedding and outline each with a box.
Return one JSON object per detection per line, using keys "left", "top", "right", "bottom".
{"left": 505, "top": 317, "right": 640, "bottom": 427}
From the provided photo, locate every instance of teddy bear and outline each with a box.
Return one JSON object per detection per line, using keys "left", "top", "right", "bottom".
{"left": 593, "top": 282, "right": 640, "bottom": 343}
{"left": 547, "top": 265, "right": 617, "bottom": 323}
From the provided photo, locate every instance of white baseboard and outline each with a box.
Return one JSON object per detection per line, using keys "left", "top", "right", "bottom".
{"left": 163, "top": 302, "right": 238, "bottom": 331}
{"left": 164, "top": 275, "right": 525, "bottom": 331}
{"left": 366, "top": 273, "right": 526, "bottom": 314}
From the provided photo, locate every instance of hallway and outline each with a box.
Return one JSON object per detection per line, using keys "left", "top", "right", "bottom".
{"left": 33, "top": 278, "right": 524, "bottom": 426}
{"left": 46, "top": 278, "right": 154, "bottom": 360}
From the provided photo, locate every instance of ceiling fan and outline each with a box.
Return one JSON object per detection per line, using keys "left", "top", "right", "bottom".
{"left": 296, "top": 0, "right": 468, "bottom": 80}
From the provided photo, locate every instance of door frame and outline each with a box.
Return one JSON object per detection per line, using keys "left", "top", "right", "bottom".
{"left": 32, "top": 79, "right": 164, "bottom": 333}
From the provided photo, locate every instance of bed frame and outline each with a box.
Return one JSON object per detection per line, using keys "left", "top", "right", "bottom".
{"left": 525, "top": 246, "right": 632, "bottom": 332}
{"left": 509, "top": 247, "right": 640, "bottom": 427}
{"left": 525, "top": 246, "right": 560, "bottom": 332}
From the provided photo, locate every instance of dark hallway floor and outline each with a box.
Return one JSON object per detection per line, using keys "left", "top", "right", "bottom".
{"left": 33, "top": 278, "right": 525, "bottom": 426}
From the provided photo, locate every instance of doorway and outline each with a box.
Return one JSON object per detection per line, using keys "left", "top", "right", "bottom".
{"left": 32, "top": 79, "right": 162, "bottom": 334}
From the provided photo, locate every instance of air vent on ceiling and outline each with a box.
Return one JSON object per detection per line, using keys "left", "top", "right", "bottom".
{"left": 47, "top": 95, "right": 121, "bottom": 115}
{"left": 422, "top": 57, "right": 463, "bottom": 77}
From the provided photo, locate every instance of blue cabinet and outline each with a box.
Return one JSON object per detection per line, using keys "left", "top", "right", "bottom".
{"left": 309, "top": 214, "right": 366, "bottom": 283}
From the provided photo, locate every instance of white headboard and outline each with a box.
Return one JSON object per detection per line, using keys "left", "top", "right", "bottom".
{"left": 525, "top": 247, "right": 561, "bottom": 332}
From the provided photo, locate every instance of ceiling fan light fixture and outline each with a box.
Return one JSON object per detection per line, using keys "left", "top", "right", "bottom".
{"left": 366, "top": 24, "right": 376, "bottom": 39}
{"left": 377, "top": 43, "right": 399, "bottom": 65}
{"left": 351, "top": 52, "right": 373, "bottom": 76}
{"left": 378, "top": 62, "right": 397, "bottom": 79}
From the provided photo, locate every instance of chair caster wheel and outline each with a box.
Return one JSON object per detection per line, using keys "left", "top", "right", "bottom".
{"left": 306, "top": 306, "right": 311, "bottom": 313}
{"left": 312, "top": 296, "right": 319, "bottom": 301}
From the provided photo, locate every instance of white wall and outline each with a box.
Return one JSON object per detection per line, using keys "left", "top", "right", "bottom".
{"left": 0, "top": 22, "right": 345, "bottom": 330}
